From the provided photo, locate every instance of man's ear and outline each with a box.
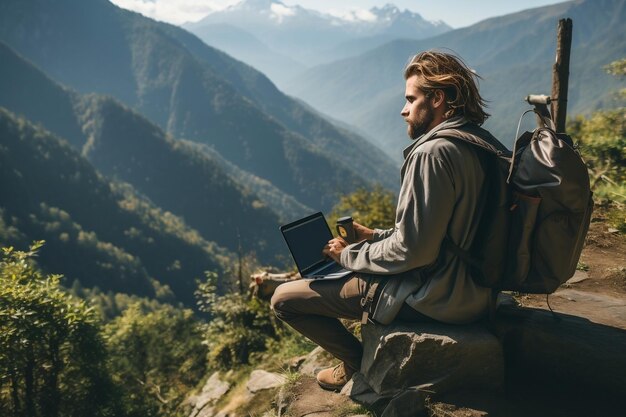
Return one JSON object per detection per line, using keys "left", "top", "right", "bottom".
{"left": 431, "top": 89, "right": 446, "bottom": 109}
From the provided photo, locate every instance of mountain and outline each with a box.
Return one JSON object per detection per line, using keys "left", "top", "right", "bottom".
{"left": 0, "top": 0, "right": 399, "bottom": 213}
{"left": 0, "top": 42, "right": 284, "bottom": 261}
{"left": 184, "top": 1, "right": 450, "bottom": 83}
{"left": 0, "top": 107, "right": 233, "bottom": 305}
{"left": 284, "top": 0, "right": 626, "bottom": 162}
{"left": 187, "top": 23, "right": 305, "bottom": 88}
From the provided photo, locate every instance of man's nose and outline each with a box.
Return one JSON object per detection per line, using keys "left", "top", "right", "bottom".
{"left": 400, "top": 103, "right": 409, "bottom": 117}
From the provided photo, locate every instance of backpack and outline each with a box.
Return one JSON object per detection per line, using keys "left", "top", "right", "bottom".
{"left": 432, "top": 121, "right": 593, "bottom": 294}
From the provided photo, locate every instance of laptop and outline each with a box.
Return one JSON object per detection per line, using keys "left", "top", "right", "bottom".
{"left": 280, "top": 212, "right": 353, "bottom": 280}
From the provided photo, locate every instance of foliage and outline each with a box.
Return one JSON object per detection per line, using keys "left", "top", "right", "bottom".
{"left": 327, "top": 185, "right": 396, "bottom": 231}
{"left": 570, "top": 109, "right": 626, "bottom": 193}
{"left": 0, "top": 241, "right": 120, "bottom": 417}
{"left": 605, "top": 58, "right": 626, "bottom": 99}
{"left": 104, "top": 302, "right": 206, "bottom": 417}
{"left": 68, "top": 279, "right": 176, "bottom": 322}
{"left": 568, "top": 57, "right": 626, "bottom": 232}
{"left": 195, "top": 271, "right": 278, "bottom": 370}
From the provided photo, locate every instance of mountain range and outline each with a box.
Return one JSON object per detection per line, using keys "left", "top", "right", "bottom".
{"left": 184, "top": 1, "right": 451, "bottom": 86}
{"left": 0, "top": 42, "right": 283, "bottom": 263}
{"left": 0, "top": 0, "right": 398, "bottom": 211}
{"left": 283, "top": 0, "right": 626, "bottom": 162}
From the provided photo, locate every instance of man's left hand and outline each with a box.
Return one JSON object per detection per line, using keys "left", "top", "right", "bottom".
{"left": 322, "top": 238, "right": 348, "bottom": 263}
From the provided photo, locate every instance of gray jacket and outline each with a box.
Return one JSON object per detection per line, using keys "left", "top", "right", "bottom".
{"left": 339, "top": 117, "right": 491, "bottom": 324}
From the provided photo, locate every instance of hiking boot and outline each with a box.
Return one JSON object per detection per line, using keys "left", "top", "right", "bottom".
{"left": 316, "top": 363, "right": 355, "bottom": 391}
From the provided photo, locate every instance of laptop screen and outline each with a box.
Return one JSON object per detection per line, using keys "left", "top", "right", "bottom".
{"left": 281, "top": 213, "right": 333, "bottom": 274}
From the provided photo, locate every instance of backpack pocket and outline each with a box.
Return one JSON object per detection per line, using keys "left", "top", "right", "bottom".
{"left": 504, "top": 192, "right": 540, "bottom": 288}
{"left": 527, "top": 195, "right": 594, "bottom": 293}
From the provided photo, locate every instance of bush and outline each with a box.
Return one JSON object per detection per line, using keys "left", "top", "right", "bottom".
{"left": 327, "top": 185, "right": 396, "bottom": 231}
{"left": 568, "top": 58, "right": 626, "bottom": 232}
{"left": 104, "top": 302, "right": 206, "bottom": 417}
{"left": 0, "top": 241, "right": 120, "bottom": 417}
{"left": 195, "top": 272, "right": 278, "bottom": 370}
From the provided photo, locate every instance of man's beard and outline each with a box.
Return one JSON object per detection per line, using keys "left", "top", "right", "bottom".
{"left": 407, "top": 105, "right": 435, "bottom": 139}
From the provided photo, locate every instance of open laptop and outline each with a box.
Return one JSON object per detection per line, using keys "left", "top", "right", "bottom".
{"left": 280, "top": 212, "right": 353, "bottom": 280}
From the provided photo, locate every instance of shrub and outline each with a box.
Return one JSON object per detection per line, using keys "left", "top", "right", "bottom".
{"left": 195, "top": 272, "right": 278, "bottom": 370}
{"left": 0, "top": 241, "right": 120, "bottom": 417}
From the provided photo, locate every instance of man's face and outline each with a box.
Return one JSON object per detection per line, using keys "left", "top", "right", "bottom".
{"left": 401, "top": 75, "right": 435, "bottom": 140}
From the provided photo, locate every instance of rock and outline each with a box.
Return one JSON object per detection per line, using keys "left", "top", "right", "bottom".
{"left": 286, "top": 354, "right": 307, "bottom": 371}
{"left": 566, "top": 270, "right": 589, "bottom": 284}
{"left": 246, "top": 370, "right": 286, "bottom": 393}
{"left": 195, "top": 406, "right": 215, "bottom": 417}
{"left": 299, "top": 346, "right": 335, "bottom": 376}
{"left": 186, "top": 372, "right": 231, "bottom": 417}
{"left": 343, "top": 321, "right": 504, "bottom": 416}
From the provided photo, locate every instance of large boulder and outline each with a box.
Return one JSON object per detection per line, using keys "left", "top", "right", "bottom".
{"left": 342, "top": 321, "right": 504, "bottom": 417}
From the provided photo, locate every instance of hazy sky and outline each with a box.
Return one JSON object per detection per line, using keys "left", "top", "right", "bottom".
{"left": 110, "top": 0, "right": 569, "bottom": 28}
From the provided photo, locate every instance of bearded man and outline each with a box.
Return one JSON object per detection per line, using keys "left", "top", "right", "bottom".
{"left": 271, "top": 51, "right": 495, "bottom": 391}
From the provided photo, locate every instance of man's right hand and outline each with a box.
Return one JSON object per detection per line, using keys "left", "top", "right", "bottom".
{"left": 353, "top": 222, "right": 374, "bottom": 242}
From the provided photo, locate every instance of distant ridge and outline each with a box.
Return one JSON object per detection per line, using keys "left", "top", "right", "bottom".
{"left": 185, "top": 0, "right": 451, "bottom": 78}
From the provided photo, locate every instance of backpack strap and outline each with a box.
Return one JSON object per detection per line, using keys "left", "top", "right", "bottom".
{"left": 429, "top": 124, "right": 511, "bottom": 290}
{"left": 431, "top": 124, "right": 511, "bottom": 158}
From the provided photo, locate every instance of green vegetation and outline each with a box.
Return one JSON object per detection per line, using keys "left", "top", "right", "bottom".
{"left": 569, "top": 58, "right": 626, "bottom": 232}
{"left": 0, "top": 242, "right": 120, "bottom": 417}
{"left": 1, "top": 242, "right": 226, "bottom": 417}
{"left": 195, "top": 271, "right": 278, "bottom": 370}
{"left": 104, "top": 303, "right": 206, "bottom": 417}
{"left": 327, "top": 185, "right": 396, "bottom": 231}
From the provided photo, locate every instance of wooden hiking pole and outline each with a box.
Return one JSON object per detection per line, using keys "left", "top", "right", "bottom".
{"left": 551, "top": 18, "right": 573, "bottom": 133}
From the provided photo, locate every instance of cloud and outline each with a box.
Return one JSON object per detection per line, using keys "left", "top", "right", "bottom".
{"left": 109, "top": 0, "right": 240, "bottom": 24}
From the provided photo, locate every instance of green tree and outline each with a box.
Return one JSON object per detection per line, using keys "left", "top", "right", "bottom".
{"left": 568, "top": 57, "right": 626, "bottom": 231}
{"left": 104, "top": 302, "right": 206, "bottom": 417}
{"left": 327, "top": 185, "right": 396, "bottom": 231}
{"left": 0, "top": 241, "right": 119, "bottom": 417}
{"left": 195, "top": 272, "right": 277, "bottom": 370}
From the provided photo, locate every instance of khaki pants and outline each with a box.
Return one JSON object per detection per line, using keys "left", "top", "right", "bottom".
{"left": 270, "top": 274, "right": 432, "bottom": 372}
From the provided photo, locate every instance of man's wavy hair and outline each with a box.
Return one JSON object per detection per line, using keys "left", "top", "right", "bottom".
{"left": 404, "top": 51, "right": 489, "bottom": 125}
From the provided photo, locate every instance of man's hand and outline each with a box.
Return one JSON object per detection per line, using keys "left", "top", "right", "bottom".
{"left": 353, "top": 221, "right": 374, "bottom": 242}
{"left": 323, "top": 238, "right": 348, "bottom": 263}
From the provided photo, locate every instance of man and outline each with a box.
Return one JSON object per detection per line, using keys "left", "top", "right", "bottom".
{"left": 271, "top": 51, "right": 493, "bottom": 391}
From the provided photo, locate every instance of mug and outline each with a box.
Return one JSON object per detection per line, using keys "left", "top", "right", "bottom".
{"left": 336, "top": 216, "right": 356, "bottom": 243}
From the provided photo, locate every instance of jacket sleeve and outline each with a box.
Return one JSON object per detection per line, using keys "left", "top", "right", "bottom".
{"left": 372, "top": 228, "right": 394, "bottom": 241}
{"left": 339, "top": 150, "right": 456, "bottom": 274}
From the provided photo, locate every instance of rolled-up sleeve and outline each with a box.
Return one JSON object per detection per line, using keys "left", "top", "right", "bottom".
{"left": 339, "top": 150, "right": 456, "bottom": 274}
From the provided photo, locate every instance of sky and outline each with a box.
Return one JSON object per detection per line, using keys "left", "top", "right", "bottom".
{"left": 110, "top": 0, "right": 569, "bottom": 28}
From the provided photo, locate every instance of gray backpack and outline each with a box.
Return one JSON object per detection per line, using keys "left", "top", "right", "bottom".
{"left": 433, "top": 122, "right": 593, "bottom": 294}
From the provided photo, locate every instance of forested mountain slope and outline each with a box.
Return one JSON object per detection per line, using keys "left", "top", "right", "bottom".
{"left": 0, "top": 42, "right": 283, "bottom": 261}
{"left": 0, "top": 107, "right": 234, "bottom": 304}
